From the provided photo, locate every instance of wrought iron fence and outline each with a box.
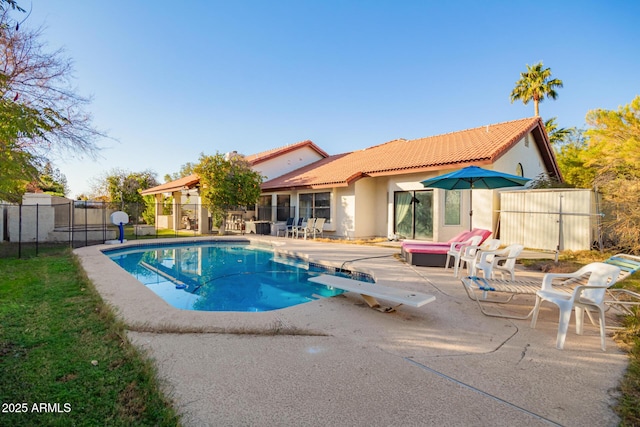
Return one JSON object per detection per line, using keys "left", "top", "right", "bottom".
{"left": 0, "top": 201, "right": 298, "bottom": 258}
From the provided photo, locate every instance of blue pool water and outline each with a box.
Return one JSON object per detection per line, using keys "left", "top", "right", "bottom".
{"left": 105, "top": 241, "right": 371, "bottom": 312}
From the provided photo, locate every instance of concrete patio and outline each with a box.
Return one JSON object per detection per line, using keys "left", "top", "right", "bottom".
{"left": 74, "top": 236, "right": 628, "bottom": 426}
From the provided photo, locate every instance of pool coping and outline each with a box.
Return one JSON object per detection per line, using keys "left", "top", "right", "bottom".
{"left": 74, "top": 235, "right": 416, "bottom": 334}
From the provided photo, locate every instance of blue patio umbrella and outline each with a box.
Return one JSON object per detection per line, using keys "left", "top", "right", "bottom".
{"left": 421, "top": 166, "right": 530, "bottom": 229}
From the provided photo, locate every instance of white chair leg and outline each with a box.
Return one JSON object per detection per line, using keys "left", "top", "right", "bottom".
{"left": 467, "top": 261, "right": 476, "bottom": 277}
{"left": 445, "top": 254, "right": 451, "bottom": 270}
{"left": 556, "top": 307, "right": 572, "bottom": 350}
{"left": 479, "top": 265, "right": 491, "bottom": 280}
{"left": 575, "top": 307, "right": 585, "bottom": 335}
{"left": 453, "top": 256, "right": 460, "bottom": 277}
{"left": 598, "top": 309, "right": 607, "bottom": 351}
{"left": 530, "top": 296, "right": 542, "bottom": 328}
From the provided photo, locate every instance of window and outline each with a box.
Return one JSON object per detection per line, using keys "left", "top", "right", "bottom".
{"left": 444, "top": 190, "right": 461, "bottom": 225}
{"left": 257, "top": 195, "right": 271, "bottom": 221}
{"left": 299, "top": 192, "right": 330, "bottom": 222}
{"left": 393, "top": 190, "right": 433, "bottom": 239}
{"left": 276, "top": 195, "right": 291, "bottom": 221}
{"left": 516, "top": 163, "right": 524, "bottom": 177}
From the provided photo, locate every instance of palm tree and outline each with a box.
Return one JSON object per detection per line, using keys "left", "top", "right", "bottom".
{"left": 510, "top": 62, "right": 563, "bottom": 117}
{"left": 544, "top": 117, "right": 573, "bottom": 145}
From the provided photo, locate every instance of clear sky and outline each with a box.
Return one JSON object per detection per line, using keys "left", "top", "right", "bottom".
{"left": 18, "top": 0, "right": 640, "bottom": 197}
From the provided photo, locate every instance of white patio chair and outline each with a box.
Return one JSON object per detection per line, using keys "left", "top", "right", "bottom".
{"left": 474, "top": 244, "right": 524, "bottom": 280}
{"left": 279, "top": 217, "right": 295, "bottom": 237}
{"left": 289, "top": 218, "right": 304, "bottom": 238}
{"left": 530, "top": 262, "right": 621, "bottom": 350}
{"left": 297, "top": 218, "right": 316, "bottom": 239}
{"left": 460, "top": 239, "right": 501, "bottom": 276}
{"left": 310, "top": 217, "right": 325, "bottom": 239}
{"left": 445, "top": 235, "right": 483, "bottom": 277}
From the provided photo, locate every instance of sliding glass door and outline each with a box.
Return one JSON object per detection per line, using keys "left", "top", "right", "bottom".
{"left": 394, "top": 190, "right": 433, "bottom": 240}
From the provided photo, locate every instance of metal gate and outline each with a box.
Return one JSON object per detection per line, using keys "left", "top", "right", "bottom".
{"left": 499, "top": 189, "right": 601, "bottom": 251}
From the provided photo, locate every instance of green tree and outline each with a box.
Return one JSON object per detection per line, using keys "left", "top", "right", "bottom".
{"left": 0, "top": 97, "right": 53, "bottom": 202}
{"left": 582, "top": 96, "right": 640, "bottom": 252}
{"left": 164, "top": 162, "right": 196, "bottom": 182}
{"left": 510, "top": 62, "right": 563, "bottom": 117}
{"left": 554, "top": 128, "right": 595, "bottom": 189}
{"left": 30, "top": 161, "right": 68, "bottom": 196}
{"left": 0, "top": 10, "right": 104, "bottom": 202}
{"left": 95, "top": 169, "right": 158, "bottom": 222}
{"left": 194, "top": 152, "right": 263, "bottom": 234}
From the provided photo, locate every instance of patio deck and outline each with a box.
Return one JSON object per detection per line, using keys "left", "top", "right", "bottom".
{"left": 74, "top": 236, "right": 627, "bottom": 426}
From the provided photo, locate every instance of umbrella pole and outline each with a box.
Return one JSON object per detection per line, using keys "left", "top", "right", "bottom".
{"left": 469, "top": 189, "right": 473, "bottom": 231}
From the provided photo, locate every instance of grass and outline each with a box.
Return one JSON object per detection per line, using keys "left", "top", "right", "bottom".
{"left": 0, "top": 245, "right": 180, "bottom": 426}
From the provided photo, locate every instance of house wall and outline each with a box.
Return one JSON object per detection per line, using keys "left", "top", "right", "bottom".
{"left": 491, "top": 132, "right": 553, "bottom": 235}
{"left": 252, "top": 146, "right": 325, "bottom": 181}
{"left": 261, "top": 130, "right": 559, "bottom": 242}
{"left": 375, "top": 131, "right": 548, "bottom": 242}
{"left": 383, "top": 172, "right": 463, "bottom": 242}
{"left": 7, "top": 204, "right": 55, "bottom": 242}
{"left": 493, "top": 134, "right": 547, "bottom": 181}
{"left": 353, "top": 178, "right": 379, "bottom": 238}
{"left": 335, "top": 187, "right": 355, "bottom": 238}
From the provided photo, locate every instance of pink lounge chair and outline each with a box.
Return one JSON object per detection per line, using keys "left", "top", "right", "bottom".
{"left": 401, "top": 228, "right": 492, "bottom": 267}
{"left": 401, "top": 230, "right": 470, "bottom": 248}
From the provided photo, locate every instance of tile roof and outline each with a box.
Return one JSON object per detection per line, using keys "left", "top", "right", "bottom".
{"left": 140, "top": 173, "right": 200, "bottom": 195}
{"left": 262, "top": 117, "right": 556, "bottom": 191}
{"left": 141, "top": 140, "right": 328, "bottom": 195}
{"left": 243, "top": 140, "right": 329, "bottom": 164}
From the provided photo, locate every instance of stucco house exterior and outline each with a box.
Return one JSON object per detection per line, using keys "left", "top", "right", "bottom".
{"left": 144, "top": 117, "right": 562, "bottom": 241}
{"left": 260, "top": 117, "right": 560, "bottom": 241}
{"left": 140, "top": 140, "right": 329, "bottom": 232}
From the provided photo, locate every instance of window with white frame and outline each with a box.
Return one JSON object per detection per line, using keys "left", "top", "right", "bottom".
{"left": 299, "top": 192, "right": 330, "bottom": 222}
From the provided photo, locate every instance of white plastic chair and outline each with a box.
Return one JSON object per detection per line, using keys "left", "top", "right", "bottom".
{"left": 474, "top": 244, "right": 524, "bottom": 280}
{"left": 289, "top": 218, "right": 304, "bottom": 238}
{"left": 279, "top": 217, "right": 295, "bottom": 237}
{"left": 445, "top": 235, "right": 482, "bottom": 277}
{"left": 530, "top": 262, "right": 621, "bottom": 351}
{"left": 310, "top": 217, "right": 325, "bottom": 239}
{"left": 298, "top": 218, "right": 317, "bottom": 239}
{"left": 460, "top": 239, "right": 501, "bottom": 276}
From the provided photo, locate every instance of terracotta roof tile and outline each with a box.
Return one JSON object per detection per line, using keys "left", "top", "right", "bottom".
{"left": 262, "top": 117, "right": 545, "bottom": 190}
{"left": 141, "top": 140, "right": 329, "bottom": 195}
{"left": 244, "top": 140, "right": 329, "bottom": 164}
{"left": 140, "top": 173, "right": 200, "bottom": 195}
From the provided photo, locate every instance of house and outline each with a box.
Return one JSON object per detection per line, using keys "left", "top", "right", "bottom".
{"left": 140, "top": 140, "right": 329, "bottom": 232}
{"left": 144, "top": 117, "right": 562, "bottom": 241}
{"left": 261, "top": 117, "right": 560, "bottom": 241}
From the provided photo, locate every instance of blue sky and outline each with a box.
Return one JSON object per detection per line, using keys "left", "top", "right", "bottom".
{"left": 19, "top": 1, "right": 640, "bottom": 197}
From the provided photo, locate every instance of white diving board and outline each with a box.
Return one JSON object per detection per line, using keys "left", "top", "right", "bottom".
{"left": 308, "top": 274, "right": 435, "bottom": 312}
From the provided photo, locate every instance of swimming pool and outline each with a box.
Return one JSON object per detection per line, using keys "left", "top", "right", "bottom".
{"left": 104, "top": 241, "right": 372, "bottom": 312}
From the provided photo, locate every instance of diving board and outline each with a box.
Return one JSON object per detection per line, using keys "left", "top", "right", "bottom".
{"left": 308, "top": 274, "right": 435, "bottom": 312}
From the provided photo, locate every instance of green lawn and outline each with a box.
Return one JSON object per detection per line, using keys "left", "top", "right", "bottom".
{"left": 0, "top": 246, "right": 180, "bottom": 426}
